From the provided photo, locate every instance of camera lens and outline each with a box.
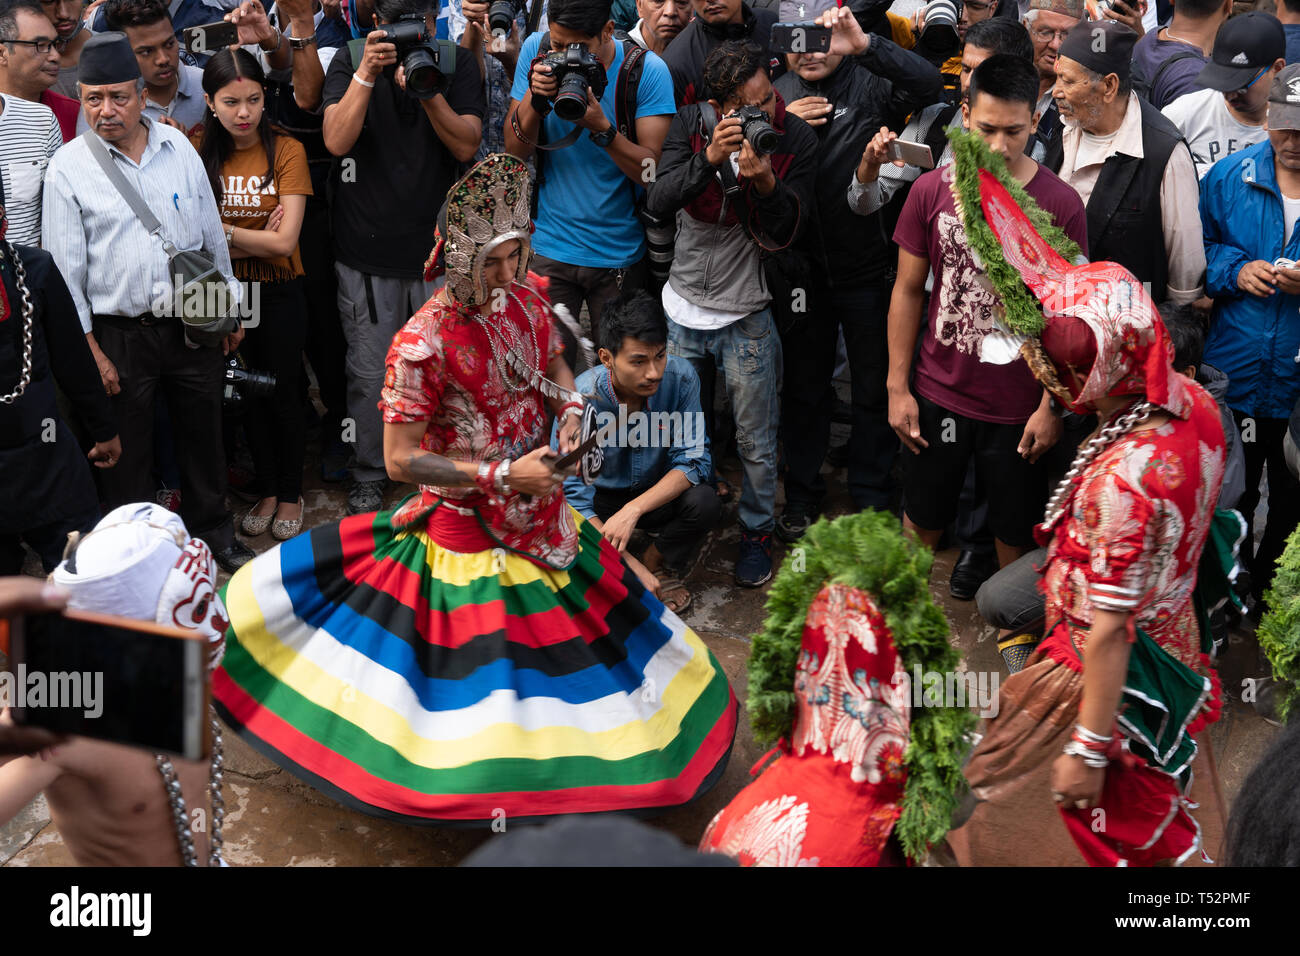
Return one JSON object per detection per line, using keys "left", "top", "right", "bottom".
{"left": 488, "top": 0, "right": 516, "bottom": 37}
{"left": 402, "top": 47, "right": 444, "bottom": 99}
{"left": 553, "top": 70, "right": 590, "bottom": 123}
{"left": 743, "top": 117, "right": 779, "bottom": 155}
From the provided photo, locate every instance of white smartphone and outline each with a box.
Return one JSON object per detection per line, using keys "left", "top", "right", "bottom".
{"left": 886, "top": 139, "right": 935, "bottom": 170}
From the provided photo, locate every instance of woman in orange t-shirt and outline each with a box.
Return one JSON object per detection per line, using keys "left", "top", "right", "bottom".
{"left": 197, "top": 49, "right": 313, "bottom": 541}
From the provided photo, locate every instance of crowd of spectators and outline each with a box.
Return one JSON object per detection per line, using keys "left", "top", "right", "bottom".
{"left": 2, "top": 0, "right": 1299, "bottom": 612}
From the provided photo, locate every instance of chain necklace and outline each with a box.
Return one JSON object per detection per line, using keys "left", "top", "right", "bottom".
{"left": 470, "top": 291, "right": 578, "bottom": 404}
{"left": 155, "top": 706, "right": 225, "bottom": 867}
{"left": 0, "top": 241, "right": 35, "bottom": 406}
{"left": 474, "top": 292, "right": 540, "bottom": 394}
{"left": 1041, "top": 399, "right": 1154, "bottom": 530}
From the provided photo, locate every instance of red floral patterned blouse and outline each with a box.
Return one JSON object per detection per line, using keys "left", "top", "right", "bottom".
{"left": 1038, "top": 382, "right": 1227, "bottom": 673}
{"left": 379, "top": 274, "right": 579, "bottom": 568}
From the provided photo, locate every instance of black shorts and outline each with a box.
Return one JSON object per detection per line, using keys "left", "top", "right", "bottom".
{"left": 902, "top": 394, "right": 1049, "bottom": 549}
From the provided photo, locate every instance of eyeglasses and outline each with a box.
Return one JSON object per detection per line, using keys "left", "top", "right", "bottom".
{"left": 966, "top": 0, "right": 996, "bottom": 10}
{"left": 1231, "top": 66, "right": 1269, "bottom": 97}
{"left": 1031, "top": 27, "right": 1072, "bottom": 42}
{"left": 5, "top": 38, "right": 59, "bottom": 54}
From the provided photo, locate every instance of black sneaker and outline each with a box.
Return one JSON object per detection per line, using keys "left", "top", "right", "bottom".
{"left": 776, "top": 508, "right": 813, "bottom": 543}
{"left": 736, "top": 531, "right": 774, "bottom": 588}
{"left": 347, "top": 478, "right": 388, "bottom": 515}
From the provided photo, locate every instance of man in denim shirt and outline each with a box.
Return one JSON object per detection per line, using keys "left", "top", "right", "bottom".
{"left": 557, "top": 292, "right": 719, "bottom": 614}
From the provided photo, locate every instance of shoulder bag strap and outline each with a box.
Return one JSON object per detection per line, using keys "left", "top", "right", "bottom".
{"left": 81, "top": 129, "right": 178, "bottom": 257}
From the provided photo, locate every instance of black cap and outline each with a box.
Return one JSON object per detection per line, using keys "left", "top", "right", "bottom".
{"left": 1197, "top": 12, "right": 1286, "bottom": 93}
{"left": 1058, "top": 20, "right": 1138, "bottom": 85}
{"left": 77, "top": 31, "right": 142, "bottom": 87}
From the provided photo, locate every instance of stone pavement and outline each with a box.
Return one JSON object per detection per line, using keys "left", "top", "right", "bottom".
{"left": 1, "top": 441, "right": 1281, "bottom": 866}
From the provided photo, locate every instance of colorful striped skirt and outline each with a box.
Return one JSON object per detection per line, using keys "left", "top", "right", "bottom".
{"left": 213, "top": 502, "right": 738, "bottom": 825}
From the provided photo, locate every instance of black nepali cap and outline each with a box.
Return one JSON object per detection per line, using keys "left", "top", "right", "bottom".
{"left": 77, "top": 31, "right": 142, "bottom": 87}
{"left": 1196, "top": 12, "right": 1286, "bottom": 93}
{"left": 1058, "top": 20, "right": 1137, "bottom": 85}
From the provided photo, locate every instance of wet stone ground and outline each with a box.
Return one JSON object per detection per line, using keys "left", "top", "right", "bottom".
{"left": 0, "top": 413, "right": 1280, "bottom": 867}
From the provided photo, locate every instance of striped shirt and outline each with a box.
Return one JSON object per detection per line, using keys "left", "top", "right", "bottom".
{"left": 0, "top": 95, "right": 62, "bottom": 246}
{"left": 42, "top": 118, "right": 238, "bottom": 333}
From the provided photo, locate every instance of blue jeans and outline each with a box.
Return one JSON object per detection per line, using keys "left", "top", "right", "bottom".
{"left": 668, "top": 309, "right": 781, "bottom": 534}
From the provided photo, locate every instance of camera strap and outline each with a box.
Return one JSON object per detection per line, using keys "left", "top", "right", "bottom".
{"left": 697, "top": 104, "right": 799, "bottom": 255}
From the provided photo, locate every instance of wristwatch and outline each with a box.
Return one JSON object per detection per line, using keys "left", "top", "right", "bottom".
{"left": 589, "top": 124, "right": 616, "bottom": 148}
{"left": 288, "top": 31, "right": 317, "bottom": 50}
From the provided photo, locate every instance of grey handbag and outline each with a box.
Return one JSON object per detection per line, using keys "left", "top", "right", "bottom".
{"left": 82, "top": 130, "right": 239, "bottom": 347}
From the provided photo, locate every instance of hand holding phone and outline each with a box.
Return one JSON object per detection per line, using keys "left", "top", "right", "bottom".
{"left": 886, "top": 139, "right": 935, "bottom": 169}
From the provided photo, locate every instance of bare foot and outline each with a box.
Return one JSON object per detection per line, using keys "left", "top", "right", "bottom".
{"left": 275, "top": 498, "right": 303, "bottom": 522}
{"left": 251, "top": 496, "right": 277, "bottom": 517}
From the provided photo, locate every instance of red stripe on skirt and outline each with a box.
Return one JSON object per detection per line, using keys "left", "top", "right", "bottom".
{"left": 215, "top": 668, "right": 738, "bottom": 819}
{"left": 329, "top": 508, "right": 633, "bottom": 650}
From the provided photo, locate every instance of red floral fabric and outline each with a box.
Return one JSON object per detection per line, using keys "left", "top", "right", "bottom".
{"left": 1038, "top": 382, "right": 1227, "bottom": 674}
{"left": 380, "top": 274, "right": 577, "bottom": 568}
{"left": 699, "top": 584, "right": 910, "bottom": 867}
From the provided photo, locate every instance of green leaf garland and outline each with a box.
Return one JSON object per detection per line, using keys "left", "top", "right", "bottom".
{"left": 746, "top": 510, "right": 976, "bottom": 861}
{"left": 1260, "top": 524, "right": 1300, "bottom": 722}
{"left": 947, "top": 128, "right": 1083, "bottom": 337}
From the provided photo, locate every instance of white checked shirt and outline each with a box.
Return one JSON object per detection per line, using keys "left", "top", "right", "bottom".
{"left": 41, "top": 118, "right": 238, "bottom": 333}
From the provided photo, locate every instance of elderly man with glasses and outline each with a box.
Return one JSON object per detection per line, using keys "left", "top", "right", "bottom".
{"left": 1021, "top": 0, "right": 1081, "bottom": 156}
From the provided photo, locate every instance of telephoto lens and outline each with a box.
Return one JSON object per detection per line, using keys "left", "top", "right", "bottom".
{"left": 918, "top": 0, "right": 961, "bottom": 61}
{"left": 923, "top": 0, "right": 959, "bottom": 29}
{"left": 639, "top": 206, "right": 676, "bottom": 281}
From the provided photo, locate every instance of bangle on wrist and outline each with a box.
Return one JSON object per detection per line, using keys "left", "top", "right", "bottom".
{"left": 559, "top": 400, "right": 584, "bottom": 420}
{"left": 260, "top": 26, "right": 284, "bottom": 52}
{"left": 475, "top": 460, "right": 498, "bottom": 496}
{"left": 495, "top": 459, "right": 512, "bottom": 495}
{"left": 352, "top": 72, "right": 375, "bottom": 88}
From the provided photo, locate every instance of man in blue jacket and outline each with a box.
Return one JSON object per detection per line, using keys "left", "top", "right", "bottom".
{"left": 557, "top": 291, "right": 720, "bottom": 614}
{"left": 1199, "top": 62, "right": 1300, "bottom": 604}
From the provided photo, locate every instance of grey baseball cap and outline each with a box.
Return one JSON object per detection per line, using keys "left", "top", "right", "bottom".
{"left": 1268, "top": 63, "right": 1300, "bottom": 130}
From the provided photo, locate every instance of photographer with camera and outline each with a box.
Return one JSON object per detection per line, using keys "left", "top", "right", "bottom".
{"left": 321, "top": 0, "right": 483, "bottom": 516}
{"left": 645, "top": 39, "right": 816, "bottom": 587}
{"left": 453, "top": 0, "right": 526, "bottom": 160}
{"left": 771, "top": 5, "right": 939, "bottom": 540}
{"left": 504, "top": 0, "right": 676, "bottom": 359}
{"left": 197, "top": 48, "right": 312, "bottom": 540}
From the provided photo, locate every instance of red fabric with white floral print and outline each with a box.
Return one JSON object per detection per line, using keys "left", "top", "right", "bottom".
{"left": 1037, "top": 381, "right": 1227, "bottom": 677}
{"left": 699, "top": 584, "right": 910, "bottom": 867}
{"left": 379, "top": 274, "right": 577, "bottom": 569}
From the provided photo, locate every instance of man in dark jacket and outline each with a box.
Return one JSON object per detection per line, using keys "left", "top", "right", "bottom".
{"left": 661, "top": 0, "right": 784, "bottom": 104}
{"left": 772, "top": 5, "right": 939, "bottom": 538}
{"left": 1046, "top": 20, "right": 1205, "bottom": 306}
{"left": 0, "top": 221, "right": 119, "bottom": 573}
{"left": 645, "top": 40, "right": 817, "bottom": 587}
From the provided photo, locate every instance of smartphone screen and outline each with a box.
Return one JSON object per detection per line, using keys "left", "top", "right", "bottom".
{"left": 182, "top": 20, "right": 240, "bottom": 56}
{"left": 8, "top": 609, "right": 209, "bottom": 760}
{"left": 769, "top": 22, "right": 832, "bottom": 54}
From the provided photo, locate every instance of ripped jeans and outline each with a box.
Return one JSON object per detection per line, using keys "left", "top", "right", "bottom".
{"left": 667, "top": 309, "right": 781, "bottom": 534}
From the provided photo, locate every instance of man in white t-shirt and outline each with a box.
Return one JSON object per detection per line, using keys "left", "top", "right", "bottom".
{"left": 1163, "top": 10, "right": 1286, "bottom": 178}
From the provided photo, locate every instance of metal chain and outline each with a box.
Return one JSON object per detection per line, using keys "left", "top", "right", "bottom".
{"left": 155, "top": 706, "right": 225, "bottom": 867}
{"left": 1041, "top": 400, "right": 1155, "bottom": 530}
{"left": 473, "top": 296, "right": 538, "bottom": 394}
{"left": 0, "top": 241, "right": 35, "bottom": 405}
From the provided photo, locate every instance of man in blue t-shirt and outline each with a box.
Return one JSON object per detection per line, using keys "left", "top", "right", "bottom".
{"left": 504, "top": 0, "right": 674, "bottom": 362}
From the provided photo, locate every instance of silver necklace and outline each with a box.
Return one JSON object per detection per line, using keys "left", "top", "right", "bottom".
{"left": 155, "top": 706, "right": 225, "bottom": 867}
{"left": 471, "top": 292, "right": 576, "bottom": 403}
{"left": 0, "top": 241, "right": 35, "bottom": 406}
{"left": 1041, "top": 400, "right": 1154, "bottom": 530}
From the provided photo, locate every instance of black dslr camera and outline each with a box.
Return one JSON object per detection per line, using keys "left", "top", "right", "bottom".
{"left": 487, "top": 0, "right": 523, "bottom": 37}
{"left": 382, "top": 14, "right": 458, "bottom": 99}
{"left": 542, "top": 43, "right": 607, "bottom": 123}
{"left": 223, "top": 352, "right": 276, "bottom": 414}
{"left": 733, "top": 105, "right": 779, "bottom": 155}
